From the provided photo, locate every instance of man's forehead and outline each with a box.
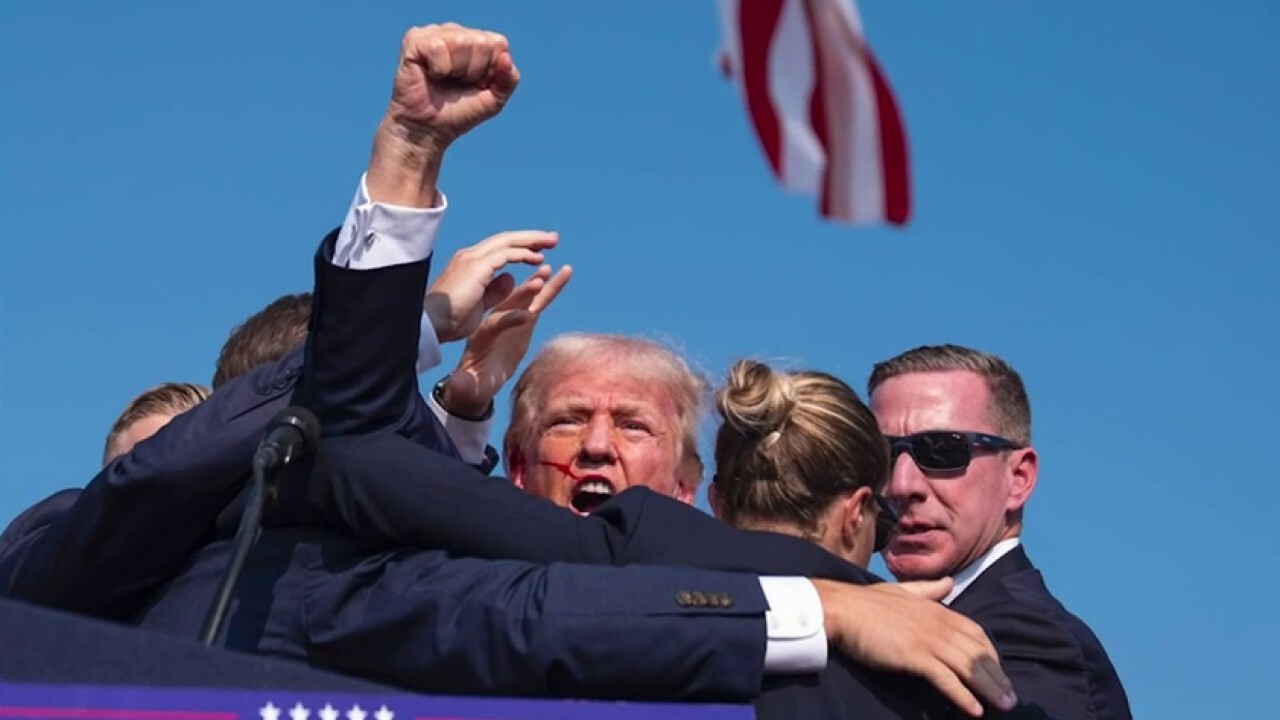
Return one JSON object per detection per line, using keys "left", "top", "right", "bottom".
{"left": 543, "top": 372, "right": 678, "bottom": 416}
{"left": 871, "top": 371, "right": 993, "bottom": 429}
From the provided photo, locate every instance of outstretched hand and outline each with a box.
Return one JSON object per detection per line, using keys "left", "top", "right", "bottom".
{"left": 424, "top": 230, "right": 559, "bottom": 345}
{"left": 441, "top": 264, "right": 573, "bottom": 418}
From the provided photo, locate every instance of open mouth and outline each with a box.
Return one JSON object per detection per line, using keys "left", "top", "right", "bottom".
{"left": 570, "top": 478, "right": 615, "bottom": 514}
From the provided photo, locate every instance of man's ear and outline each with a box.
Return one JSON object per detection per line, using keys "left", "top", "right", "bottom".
{"left": 673, "top": 476, "right": 698, "bottom": 505}
{"left": 673, "top": 454, "right": 702, "bottom": 506}
{"left": 506, "top": 441, "right": 527, "bottom": 489}
{"left": 839, "top": 486, "right": 874, "bottom": 549}
{"left": 1006, "top": 447, "right": 1038, "bottom": 513}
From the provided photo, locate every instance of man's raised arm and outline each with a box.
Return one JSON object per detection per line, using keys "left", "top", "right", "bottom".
{"left": 294, "top": 24, "right": 556, "bottom": 446}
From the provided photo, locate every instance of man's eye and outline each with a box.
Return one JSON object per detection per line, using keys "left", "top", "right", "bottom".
{"left": 620, "top": 420, "right": 650, "bottom": 433}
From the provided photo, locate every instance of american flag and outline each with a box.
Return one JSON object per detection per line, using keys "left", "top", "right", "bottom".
{"left": 718, "top": 0, "right": 911, "bottom": 226}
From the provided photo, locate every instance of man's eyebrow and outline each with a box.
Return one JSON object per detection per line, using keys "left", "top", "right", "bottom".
{"left": 543, "top": 398, "right": 593, "bottom": 413}
{"left": 611, "top": 402, "right": 662, "bottom": 418}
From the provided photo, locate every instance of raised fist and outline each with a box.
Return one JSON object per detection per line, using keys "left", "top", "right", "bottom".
{"left": 387, "top": 23, "right": 521, "bottom": 150}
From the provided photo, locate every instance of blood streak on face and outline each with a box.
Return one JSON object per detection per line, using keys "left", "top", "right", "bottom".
{"left": 539, "top": 461, "right": 583, "bottom": 480}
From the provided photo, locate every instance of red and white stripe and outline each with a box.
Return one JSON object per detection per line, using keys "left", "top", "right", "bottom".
{"left": 718, "top": 0, "right": 911, "bottom": 225}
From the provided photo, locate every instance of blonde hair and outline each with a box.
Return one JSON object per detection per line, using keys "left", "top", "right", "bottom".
{"left": 103, "top": 382, "right": 212, "bottom": 465}
{"left": 713, "top": 359, "right": 888, "bottom": 535}
{"left": 504, "top": 333, "right": 709, "bottom": 479}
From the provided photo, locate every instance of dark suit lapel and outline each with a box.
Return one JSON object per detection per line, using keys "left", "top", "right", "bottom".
{"left": 948, "top": 544, "right": 1034, "bottom": 613}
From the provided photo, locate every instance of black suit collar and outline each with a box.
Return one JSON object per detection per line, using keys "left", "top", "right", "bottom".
{"left": 949, "top": 543, "right": 1034, "bottom": 611}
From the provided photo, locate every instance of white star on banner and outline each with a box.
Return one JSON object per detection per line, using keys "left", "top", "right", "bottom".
{"left": 373, "top": 706, "right": 393, "bottom": 720}
{"left": 347, "top": 705, "right": 367, "bottom": 720}
{"left": 319, "top": 704, "right": 339, "bottom": 720}
{"left": 289, "top": 703, "right": 310, "bottom": 720}
{"left": 260, "top": 703, "right": 281, "bottom": 720}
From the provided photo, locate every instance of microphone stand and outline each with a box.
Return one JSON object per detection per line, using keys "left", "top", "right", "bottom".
{"left": 197, "top": 407, "right": 318, "bottom": 647}
{"left": 198, "top": 452, "right": 271, "bottom": 647}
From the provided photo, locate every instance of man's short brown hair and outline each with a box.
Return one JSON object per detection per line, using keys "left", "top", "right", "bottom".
{"left": 868, "top": 344, "right": 1032, "bottom": 445}
{"left": 103, "top": 382, "right": 212, "bottom": 465}
{"left": 212, "top": 293, "right": 312, "bottom": 388}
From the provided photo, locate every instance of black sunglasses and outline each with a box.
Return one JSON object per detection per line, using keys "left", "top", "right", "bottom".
{"left": 872, "top": 493, "right": 898, "bottom": 552}
{"left": 885, "top": 431, "right": 1023, "bottom": 474}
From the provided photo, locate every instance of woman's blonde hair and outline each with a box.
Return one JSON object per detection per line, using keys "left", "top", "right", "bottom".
{"left": 712, "top": 359, "right": 888, "bottom": 535}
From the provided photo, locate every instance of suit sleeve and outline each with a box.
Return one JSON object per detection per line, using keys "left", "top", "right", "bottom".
{"left": 289, "top": 431, "right": 872, "bottom": 584}
{"left": 0, "top": 489, "right": 81, "bottom": 582}
{"left": 297, "top": 547, "right": 770, "bottom": 701}
{"left": 294, "top": 231, "right": 433, "bottom": 437}
{"left": 0, "top": 353, "right": 294, "bottom": 618}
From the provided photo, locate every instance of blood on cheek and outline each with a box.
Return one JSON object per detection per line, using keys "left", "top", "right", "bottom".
{"left": 538, "top": 461, "right": 585, "bottom": 480}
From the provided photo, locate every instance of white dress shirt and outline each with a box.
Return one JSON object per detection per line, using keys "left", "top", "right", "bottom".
{"left": 328, "top": 174, "right": 829, "bottom": 675}
{"left": 943, "top": 537, "right": 1022, "bottom": 606}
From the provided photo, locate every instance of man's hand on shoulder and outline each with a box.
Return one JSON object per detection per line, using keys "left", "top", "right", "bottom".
{"left": 814, "top": 578, "right": 1017, "bottom": 718}
{"left": 368, "top": 23, "right": 520, "bottom": 207}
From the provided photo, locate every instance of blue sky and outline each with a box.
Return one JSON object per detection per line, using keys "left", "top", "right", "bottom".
{"left": 2, "top": 1, "right": 1275, "bottom": 715}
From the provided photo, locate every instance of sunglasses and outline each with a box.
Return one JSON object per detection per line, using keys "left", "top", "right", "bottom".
{"left": 872, "top": 492, "right": 899, "bottom": 552}
{"left": 885, "top": 431, "right": 1023, "bottom": 474}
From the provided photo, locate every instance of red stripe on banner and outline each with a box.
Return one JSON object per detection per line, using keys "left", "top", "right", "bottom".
{"left": 863, "top": 45, "right": 911, "bottom": 224}
{"left": 801, "top": 0, "right": 834, "bottom": 218}
{"left": 738, "top": 0, "right": 787, "bottom": 177}
{"left": 0, "top": 708, "right": 237, "bottom": 720}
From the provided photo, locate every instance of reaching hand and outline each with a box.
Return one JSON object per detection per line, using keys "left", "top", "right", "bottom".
{"left": 424, "top": 230, "right": 559, "bottom": 345}
{"left": 367, "top": 23, "right": 521, "bottom": 207}
{"left": 814, "top": 578, "right": 1017, "bottom": 717}
{"left": 441, "top": 264, "right": 573, "bottom": 418}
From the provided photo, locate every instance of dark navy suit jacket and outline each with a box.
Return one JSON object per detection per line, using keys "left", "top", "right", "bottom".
{"left": 0, "top": 344, "right": 311, "bottom": 619}
{"left": 0, "top": 231, "right": 932, "bottom": 714}
{"left": 950, "top": 545, "right": 1132, "bottom": 720}
{"left": 0, "top": 232, "right": 467, "bottom": 617}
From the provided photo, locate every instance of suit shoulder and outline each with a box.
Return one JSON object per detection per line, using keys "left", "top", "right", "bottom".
{"left": 964, "top": 565, "right": 1132, "bottom": 719}
{"left": 966, "top": 567, "right": 1108, "bottom": 662}
{"left": 1007, "top": 569, "right": 1118, "bottom": 663}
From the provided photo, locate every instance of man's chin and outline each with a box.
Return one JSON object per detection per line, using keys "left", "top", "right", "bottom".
{"left": 883, "top": 546, "right": 949, "bottom": 581}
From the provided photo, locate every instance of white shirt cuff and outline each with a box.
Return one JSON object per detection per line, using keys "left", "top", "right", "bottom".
{"left": 333, "top": 173, "right": 447, "bottom": 269}
{"left": 426, "top": 387, "right": 495, "bottom": 467}
{"left": 759, "top": 576, "right": 828, "bottom": 674}
{"left": 416, "top": 314, "right": 443, "bottom": 375}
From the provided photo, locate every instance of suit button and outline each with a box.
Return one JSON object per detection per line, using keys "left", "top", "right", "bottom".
{"left": 676, "top": 591, "right": 694, "bottom": 607}
{"left": 271, "top": 363, "right": 302, "bottom": 391}
{"left": 692, "top": 591, "right": 711, "bottom": 607}
{"left": 715, "top": 593, "right": 734, "bottom": 608}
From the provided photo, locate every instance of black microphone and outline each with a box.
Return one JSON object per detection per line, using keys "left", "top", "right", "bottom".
{"left": 200, "top": 406, "right": 321, "bottom": 646}
{"left": 253, "top": 407, "right": 321, "bottom": 472}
